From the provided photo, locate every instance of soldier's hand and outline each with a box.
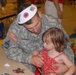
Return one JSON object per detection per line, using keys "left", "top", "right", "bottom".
{"left": 30, "top": 55, "right": 44, "bottom": 67}
{"left": 48, "top": 63, "right": 68, "bottom": 75}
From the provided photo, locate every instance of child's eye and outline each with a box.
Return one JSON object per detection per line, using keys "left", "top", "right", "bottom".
{"left": 43, "top": 40, "right": 49, "bottom": 44}
{"left": 46, "top": 41, "right": 49, "bottom": 45}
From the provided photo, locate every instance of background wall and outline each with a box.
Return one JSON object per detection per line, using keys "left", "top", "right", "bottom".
{"left": 62, "top": 4, "right": 76, "bottom": 36}
{"left": 1, "top": 0, "right": 76, "bottom": 37}
{"left": 6, "top": 0, "right": 17, "bottom": 3}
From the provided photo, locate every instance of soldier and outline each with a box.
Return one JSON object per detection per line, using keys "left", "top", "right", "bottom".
{"left": 2, "top": 3, "right": 74, "bottom": 75}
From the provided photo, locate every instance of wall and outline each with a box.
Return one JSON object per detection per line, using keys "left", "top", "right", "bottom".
{"left": 62, "top": 4, "right": 76, "bottom": 36}
{"left": 6, "top": 0, "right": 17, "bottom": 3}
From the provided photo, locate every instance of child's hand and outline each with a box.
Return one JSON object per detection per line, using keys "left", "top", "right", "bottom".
{"left": 33, "top": 50, "right": 39, "bottom": 55}
{"left": 31, "top": 51, "right": 44, "bottom": 67}
{"left": 47, "top": 73, "right": 56, "bottom": 75}
{"left": 31, "top": 55, "right": 44, "bottom": 67}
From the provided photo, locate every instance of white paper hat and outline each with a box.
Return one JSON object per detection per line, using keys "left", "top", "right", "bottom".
{"left": 17, "top": 4, "right": 37, "bottom": 24}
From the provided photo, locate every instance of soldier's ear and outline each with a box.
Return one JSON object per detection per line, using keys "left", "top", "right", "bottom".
{"left": 38, "top": 11, "right": 42, "bottom": 18}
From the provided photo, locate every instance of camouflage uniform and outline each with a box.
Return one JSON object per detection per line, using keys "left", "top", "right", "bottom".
{"left": 2, "top": 14, "right": 74, "bottom": 72}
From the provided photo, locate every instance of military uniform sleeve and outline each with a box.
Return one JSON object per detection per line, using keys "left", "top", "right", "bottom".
{"left": 2, "top": 19, "right": 33, "bottom": 64}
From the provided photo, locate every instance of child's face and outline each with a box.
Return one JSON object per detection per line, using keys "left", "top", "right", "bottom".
{"left": 43, "top": 37, "right": 55, "bottom": 51}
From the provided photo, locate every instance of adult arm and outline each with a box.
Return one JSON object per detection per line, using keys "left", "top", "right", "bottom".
{"left": 2, "top": 20, "right": 32, "bottom": 64}
{"left": 53, "top": 0, "right": 63, "bottom": 19}
{"left": 2, "top": 19, "right": 44, "bottom": 68}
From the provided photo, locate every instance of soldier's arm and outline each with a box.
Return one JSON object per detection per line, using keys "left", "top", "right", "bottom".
{"left": 2, "top": 20, "right": 33, "bottom": 64}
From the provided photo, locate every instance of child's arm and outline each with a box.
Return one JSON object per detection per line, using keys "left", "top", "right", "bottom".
{"left": 60, "top": 53, "right": 75, "bottom": 75}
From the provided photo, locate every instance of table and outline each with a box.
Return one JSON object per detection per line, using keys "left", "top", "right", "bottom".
{"left": 0, "top": 45, "right": 34, "bottom": 75}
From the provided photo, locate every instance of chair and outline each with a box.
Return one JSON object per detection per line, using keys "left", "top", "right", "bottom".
{"left": 70, "top": 33, "right": 76, "bottom": 65}
{"left": 0, "top": 22, "right": 4, "bottom": 39}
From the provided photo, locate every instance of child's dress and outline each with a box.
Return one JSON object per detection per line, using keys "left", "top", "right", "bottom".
{"left": 35, "top": 49, "right": 63, "bottom": 75}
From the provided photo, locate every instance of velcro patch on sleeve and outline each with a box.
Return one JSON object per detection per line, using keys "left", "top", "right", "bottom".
{"left": 9, "top": 32, "right": 18, "bottom": 42}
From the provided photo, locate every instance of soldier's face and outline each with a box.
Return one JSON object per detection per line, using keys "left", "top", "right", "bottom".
{"left": 24, "top": 11, "right": 42, "bottom": 34}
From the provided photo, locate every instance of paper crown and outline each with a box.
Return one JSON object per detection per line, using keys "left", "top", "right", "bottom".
{"left": 17, "top": 4, "right": 37, "bottom": 24}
